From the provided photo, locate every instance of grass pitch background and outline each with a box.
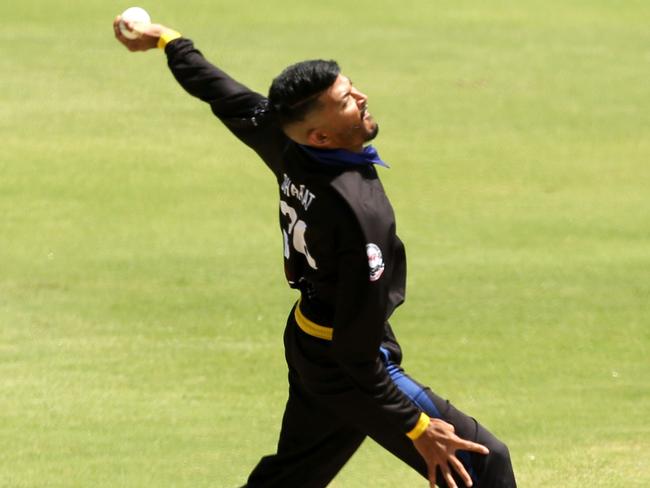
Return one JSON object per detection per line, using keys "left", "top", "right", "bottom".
{"left": 1, "top": 0, "right": 649, "bottom": 486}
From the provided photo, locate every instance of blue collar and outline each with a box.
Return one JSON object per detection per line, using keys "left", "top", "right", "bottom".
{"left": 299, "top": 144, "right": 390, "bottom": 169}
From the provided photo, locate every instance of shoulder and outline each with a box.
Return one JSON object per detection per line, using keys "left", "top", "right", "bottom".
{"left": 330, "top": 167, "right": 395, "bottom": 236}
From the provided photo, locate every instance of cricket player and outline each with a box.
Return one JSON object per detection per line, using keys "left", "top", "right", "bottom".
{"left": 114, "top": 16, "right": 517, "bottom": 488}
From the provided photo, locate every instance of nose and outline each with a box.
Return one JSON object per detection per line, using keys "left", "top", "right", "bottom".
{"left": 351, "top": 87, "right": 368, "bottom": 108}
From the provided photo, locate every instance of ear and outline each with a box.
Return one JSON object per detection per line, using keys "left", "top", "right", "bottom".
{"left": 306, "top": 129, "right": 330, "bottom": 148}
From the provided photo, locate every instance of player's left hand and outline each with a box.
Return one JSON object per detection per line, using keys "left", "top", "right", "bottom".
{"left": 412, "top": 418, "right": 489, "bottom": 488}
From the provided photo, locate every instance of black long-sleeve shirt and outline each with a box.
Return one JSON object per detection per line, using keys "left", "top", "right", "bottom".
{"left": 165, "top": 38, "right": 422, "bottom": 434}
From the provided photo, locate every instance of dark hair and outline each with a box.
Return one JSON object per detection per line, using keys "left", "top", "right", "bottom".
{"left": 268, "top": 59, "right": 340, "bottom": 126}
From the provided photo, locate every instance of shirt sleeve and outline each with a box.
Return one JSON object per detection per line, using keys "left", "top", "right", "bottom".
{"left": 163, "top": 38, "right": 287, "bottom": 175}
{"left": 329, "top": 202, "right": 423, "bottom": 436}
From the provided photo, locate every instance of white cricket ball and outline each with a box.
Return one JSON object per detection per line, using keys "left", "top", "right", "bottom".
{"left": 119, "top": 7, "right": 151, "bottom": 40}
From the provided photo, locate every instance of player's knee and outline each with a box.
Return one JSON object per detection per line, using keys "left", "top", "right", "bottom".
{"left": 483, "top": 438, "right": 517, "bottom": 486}
{"left": 486, "top": 438, "right": 512, "bottom": 469}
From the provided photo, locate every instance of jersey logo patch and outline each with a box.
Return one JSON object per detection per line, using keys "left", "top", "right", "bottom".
{"left": 366, "top": 243, "right": 385, "bottom": 282}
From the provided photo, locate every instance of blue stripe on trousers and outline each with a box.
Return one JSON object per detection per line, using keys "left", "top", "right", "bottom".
{"left": 379, "top": 347, "right": 476, "bottom": 483}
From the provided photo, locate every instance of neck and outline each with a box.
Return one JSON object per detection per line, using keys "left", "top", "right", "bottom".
{"left": 306, "top": 143, "right": 364, "bottom": 153}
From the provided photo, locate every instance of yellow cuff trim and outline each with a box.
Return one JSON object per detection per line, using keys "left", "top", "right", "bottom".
{"left": 294, "top": 299, "right": 334, "bottom": 341}
{"left": 406, "top": 413, "right": 430, "bottom": 440}
{"left": 157, "top": 30, "right": 182, "bottom": 49}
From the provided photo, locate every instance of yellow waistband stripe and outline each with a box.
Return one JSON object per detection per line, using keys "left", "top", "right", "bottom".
{"left": 294, "top": 300, "right": 334, "bottom": 341}
{"left": 406, "top": 412, "right": 430, "bottom": 440}
{"left": 157, "top": 30, "right": 182, "bottom": 49}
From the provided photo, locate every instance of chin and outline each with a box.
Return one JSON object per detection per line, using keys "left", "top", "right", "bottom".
{"left": 365, "top": 122, "right": 379, "bottom": 142}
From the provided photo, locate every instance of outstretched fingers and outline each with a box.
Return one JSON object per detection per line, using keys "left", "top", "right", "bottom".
{"left": 445, "top": 439, "right": 487, "bottom": 487}
{"left": 449, "top": 455, "right": 473, "bottom": 487}
{"left": 456, "top": 438, "right": 490, "bottom": 456}
{"left": 413, "top": 418, "right": 489, "bottom": 487}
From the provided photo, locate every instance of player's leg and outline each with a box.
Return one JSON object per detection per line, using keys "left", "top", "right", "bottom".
{"left": 377, "top": 349, "right": 517, "bottom": 488}
{"left": 243, "top": 368, "right": 366, "bottom": 488}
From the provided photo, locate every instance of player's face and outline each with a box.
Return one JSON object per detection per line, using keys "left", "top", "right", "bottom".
{"left": 313, "top": 74, "right": 379, "bottom": 152}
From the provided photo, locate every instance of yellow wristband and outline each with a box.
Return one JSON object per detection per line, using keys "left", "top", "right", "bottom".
{"left": 157, "top": 30, "right": 182, "bottom": 49}
{"left": 406, "top": 412, "right": 430, "bottom": 440}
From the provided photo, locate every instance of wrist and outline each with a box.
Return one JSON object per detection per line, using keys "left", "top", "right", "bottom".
{"left": 157, "top": 29, "right": 182, "bottom": 49}
{"left": 406, "top": 412, "right": 431, "bottom": 440}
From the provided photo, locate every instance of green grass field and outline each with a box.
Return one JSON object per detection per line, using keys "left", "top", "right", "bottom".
{"left": 1, "top": 1, "right": 649, "bottom": 486}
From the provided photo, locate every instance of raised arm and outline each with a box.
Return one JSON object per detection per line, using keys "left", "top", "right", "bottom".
{"left": 112, "top": 16, "right": 287, "bottom": 174}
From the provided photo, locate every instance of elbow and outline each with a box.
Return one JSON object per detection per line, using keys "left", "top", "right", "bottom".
{"left": 330, "top": 339, "right": 380, "bottom": 373}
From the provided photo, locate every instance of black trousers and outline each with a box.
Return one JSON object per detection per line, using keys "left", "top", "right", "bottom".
{"left": 244, "top": 308, "right": 517, "bottom": 488}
